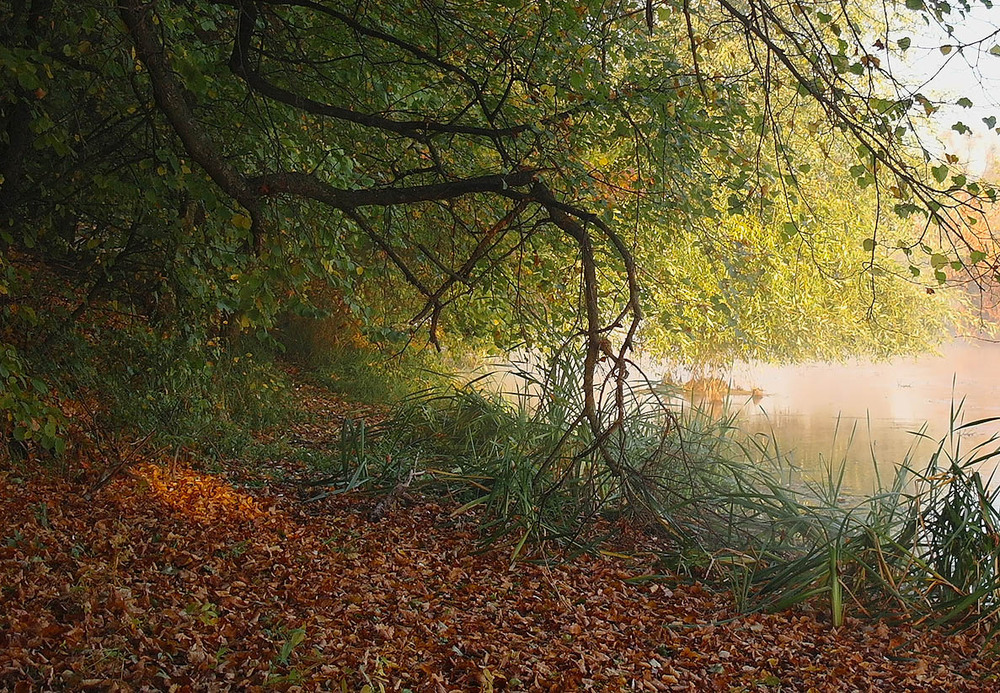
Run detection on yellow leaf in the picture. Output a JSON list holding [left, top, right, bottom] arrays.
[[232, 214, 252, 230]]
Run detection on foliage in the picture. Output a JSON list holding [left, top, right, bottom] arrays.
[[305, 347, 444, 406], [0, 343, 64, 456], [40, 323, 292, 465], [5, 0, 1000, 465], [639, 204, 955, 365]]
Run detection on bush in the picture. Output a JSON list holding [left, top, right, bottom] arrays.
[[0, 343, 65, 457], [18, 324, 294, 467]]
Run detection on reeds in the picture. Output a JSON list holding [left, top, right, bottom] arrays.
[[362, 356, 1000, 636]]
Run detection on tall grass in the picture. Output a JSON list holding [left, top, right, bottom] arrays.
[[370, 353, 1000, 636], [703, 400, 1000, 634], [306, 346, 445, 405]]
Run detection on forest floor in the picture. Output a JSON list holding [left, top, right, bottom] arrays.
[[2, 378, 999, 691]]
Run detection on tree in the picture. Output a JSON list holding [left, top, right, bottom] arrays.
[[1, 0, 997, 466]]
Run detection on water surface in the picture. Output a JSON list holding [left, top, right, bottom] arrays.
[[679, 340, 1000, 492]]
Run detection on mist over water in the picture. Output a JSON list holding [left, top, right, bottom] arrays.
[[462, 340, 1000, 494], [670, 340, 1000, 492]]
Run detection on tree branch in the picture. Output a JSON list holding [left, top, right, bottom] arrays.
[[250, 170, 538, 209]]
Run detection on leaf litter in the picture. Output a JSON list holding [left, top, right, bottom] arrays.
[[1, 382, 998, 691]]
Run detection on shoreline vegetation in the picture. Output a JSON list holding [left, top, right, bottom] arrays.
[[3, 353, 1000, 689]]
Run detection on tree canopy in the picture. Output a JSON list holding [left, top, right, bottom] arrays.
[[3, 0, 1000, 452]]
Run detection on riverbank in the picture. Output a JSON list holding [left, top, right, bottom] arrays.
[[3, 466, 998, 690], [1, 377, 997, 690]]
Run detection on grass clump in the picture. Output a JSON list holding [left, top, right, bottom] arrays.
[[377, 354, 786, 559], [306, 346, 441, 405], [370, 353, 1000, 639]]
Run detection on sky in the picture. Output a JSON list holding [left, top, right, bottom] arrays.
[[887, 1, 1000, 176]]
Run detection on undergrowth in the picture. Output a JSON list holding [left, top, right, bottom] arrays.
[[8, 324, 1000, 642], [324, 354, 1000, 640], [304, 346, 443, 405], [7, 324, 296, 472]]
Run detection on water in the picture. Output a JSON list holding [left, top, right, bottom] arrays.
[[459, 341, 1000, 494], [665, 340, 1000, 492]]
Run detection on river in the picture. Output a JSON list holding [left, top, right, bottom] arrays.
[[461, 340, 1000, 495], [666, 339, 1000, 493]]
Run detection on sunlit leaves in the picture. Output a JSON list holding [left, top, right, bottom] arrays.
[[2, 455, 995, 688], [231, 214, 253, 230]]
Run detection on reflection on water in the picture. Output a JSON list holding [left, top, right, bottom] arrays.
[[665, 340, 1000, 493]]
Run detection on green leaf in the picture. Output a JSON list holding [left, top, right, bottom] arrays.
[[897, 37, 911, 51], [940, 45, 953, 55], [278, 628, 306, 664], [930, 253, 949, 269], [971, 250, 987, 263], [984, 116, 997, 130], [862, 238, 876, 252], [957, 97, 974, 108], [910, 265, 921, 277], [990, 45, 1000, 56], [935, 269, 947, 284], [905, 0, 924, 9], [931, 164, 949, 183]]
